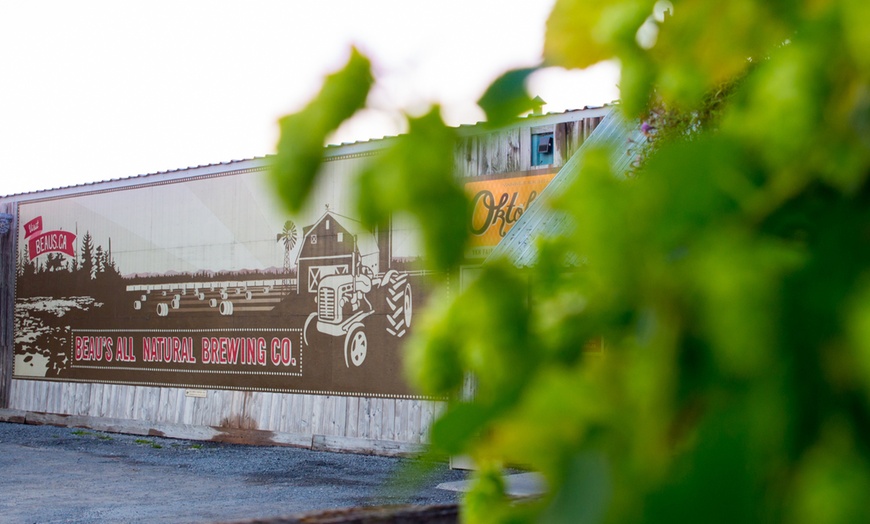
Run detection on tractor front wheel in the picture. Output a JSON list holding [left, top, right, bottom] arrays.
[[344, 324, 368, 367]]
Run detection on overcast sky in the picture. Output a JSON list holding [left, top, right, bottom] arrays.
[[0, 0, 619, 197]]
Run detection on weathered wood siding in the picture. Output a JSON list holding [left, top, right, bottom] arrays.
[[454, 127, 525, 178], [454, 115, 604, 178], [5, 379, 440, 452]]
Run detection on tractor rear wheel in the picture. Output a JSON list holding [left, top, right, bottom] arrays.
[[384, 272, 412, 338]]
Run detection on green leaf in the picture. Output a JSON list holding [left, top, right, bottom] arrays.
[[787, 424, 870, 524], [545, 0, 652, 70], [540, 452, 611, 524], [430, 402, 500, 456], [641, 404, 764, 524], [269, 48, 373, 212], [847, 281, 870, 403], [618, 50, 656, 117], [477, 67, 539, 127], [404, 291, 466, 397], [651, 0, 790, 106], [841, 0, 870, 75], [355, 107, 469, 271]]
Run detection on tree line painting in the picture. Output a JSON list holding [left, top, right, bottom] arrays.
[[17, 231, 122, 299]]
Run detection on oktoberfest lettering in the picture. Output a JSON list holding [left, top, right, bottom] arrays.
[[470, 189, 539, 238], [73, 335, 297, 367]]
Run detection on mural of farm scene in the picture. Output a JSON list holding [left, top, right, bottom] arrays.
[[13, 165, 429, 398]]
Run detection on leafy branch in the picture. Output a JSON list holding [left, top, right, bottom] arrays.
[[270, 1, 870, 522]]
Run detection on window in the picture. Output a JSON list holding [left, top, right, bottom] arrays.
[[532, 132, 554, 166]]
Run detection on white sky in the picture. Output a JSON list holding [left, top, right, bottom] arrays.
[[0, 0, 619, 197]]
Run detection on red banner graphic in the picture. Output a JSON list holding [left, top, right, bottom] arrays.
[[28, 230, 76, 260], [24, 216, 43, 238]]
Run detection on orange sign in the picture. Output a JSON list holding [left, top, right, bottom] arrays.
[[465, 172, 556, 257]]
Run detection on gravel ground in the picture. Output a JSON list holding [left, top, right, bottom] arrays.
[[0, 422, 468, 524]]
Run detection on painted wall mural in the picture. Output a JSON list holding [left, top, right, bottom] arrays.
[[13, 163, 426, 398], [12, 163, 557, 398]]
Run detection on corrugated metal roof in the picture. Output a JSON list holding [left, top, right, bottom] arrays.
[[1, 105, 613, 201], [324, 105, 612, 147], [484, 108, 646, 268], [0, 157, 270, 200]]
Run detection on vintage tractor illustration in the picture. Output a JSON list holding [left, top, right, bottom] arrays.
[[299, 211, 412, 368]]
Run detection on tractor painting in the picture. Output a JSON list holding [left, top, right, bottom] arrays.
[[298, 211, 412, 368]]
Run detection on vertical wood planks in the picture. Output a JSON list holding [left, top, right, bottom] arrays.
[[357, 396, 371, 439], [381, 398, 396, 442], [507, 128, 522, 172], [310, 394, 325, 435], [52, 382, 63, 415], [300, 393, 313, 434], [101, 384, 113, 418], [267, 391, 282, 433], [245, 391, 262, 430], [4, 379, 447, 449], [11, 380, 26, 412], [122, 384, 135, 420], [407, 399, 422, 443], [554, 123, 568, 166], [171, 388, 184, 424], [345, 395, 359, 438], [255, 391, 272, 430], [333, 395, 348, 437], [282, 392, 295, 432]]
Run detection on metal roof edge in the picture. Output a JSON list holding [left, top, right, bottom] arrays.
[[0, 105, 616, 203], [0, 157, 268, 203], [454, 105, 612, 137]]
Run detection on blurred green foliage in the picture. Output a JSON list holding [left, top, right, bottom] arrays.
[[270, 48, 373, 212], [270, 0, 870, 522], [355, 108, 468, 271]]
